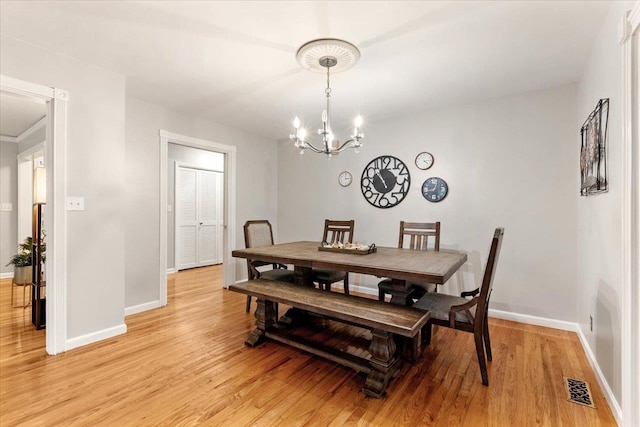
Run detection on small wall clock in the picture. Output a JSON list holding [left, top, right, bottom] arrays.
[[338, 171, 353, 187], [361, 155, 411, 208], [415, 152, 434, 170], [422, 177, 448, 202]]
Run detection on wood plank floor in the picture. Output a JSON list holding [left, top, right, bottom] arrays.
[[0, 266, 616, 426]]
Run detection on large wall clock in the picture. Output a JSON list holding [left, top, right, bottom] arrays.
[[422, 177, 448, 202], [361, 155, 411, 208]]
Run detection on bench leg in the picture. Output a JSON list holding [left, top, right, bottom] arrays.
[[411, 330, 422, 363], [245, 298, 277, 347], [363, 329, 398, 398]]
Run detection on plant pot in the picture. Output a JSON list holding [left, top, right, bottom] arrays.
[[14, 266, 32, 285]]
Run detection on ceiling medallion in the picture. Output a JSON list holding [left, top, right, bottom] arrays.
[[290, 38, 364, 157]]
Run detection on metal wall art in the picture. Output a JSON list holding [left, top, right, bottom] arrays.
[[580, 98, 609, 196]]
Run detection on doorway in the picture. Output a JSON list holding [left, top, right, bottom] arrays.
[[175, 164, 224, 270], [1, 75, 68, 355], [159, 130, 236, 307]]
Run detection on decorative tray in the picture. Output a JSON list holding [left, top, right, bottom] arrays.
[[317, 243, 377, 255]]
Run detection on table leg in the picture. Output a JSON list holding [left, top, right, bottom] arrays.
[[245, 298, 277, 347], [388, 278, 413, 306], [279, 266, 314, 327], [293, 265, 313, 286], [363, 329, 399, 398]]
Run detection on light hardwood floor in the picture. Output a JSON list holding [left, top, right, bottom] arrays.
[[0, 267, 616, 426]]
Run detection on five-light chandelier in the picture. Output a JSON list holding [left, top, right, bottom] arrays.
[[290, 39, 364, 157]]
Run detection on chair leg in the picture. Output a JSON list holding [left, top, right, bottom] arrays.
[[378, 289, 385, 302], [245, 296, 251, 313], [474, 330, 489, 386], [343, 273, 349, 296], [483, 312, 492, 361]]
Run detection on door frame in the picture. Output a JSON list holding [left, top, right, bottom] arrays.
[[174, 162, 224, 271], [619, 4, 640, 426], [1, 74, 68, 355], [159, 130, 236, 306]]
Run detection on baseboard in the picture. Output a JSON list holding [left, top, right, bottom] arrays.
[[125, 300, 162, 316], [0, 272, 14, 279], [576, 327, 623, 425], [488, 308, 578, 332], [65, 323, 127, 352], [344, 283, 378, 297], [167, 268, 176, 274]]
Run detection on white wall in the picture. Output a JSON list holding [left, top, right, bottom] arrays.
[[278, 84, 578, 322], [125, 97, 279, 309], [576, 0, 634, 409], [0, 141, 18, 276], [167, 144, 224, 270], [0, 35, 126, 341]]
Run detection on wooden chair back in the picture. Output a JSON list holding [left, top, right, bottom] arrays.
[[244, 220, 275, 248], [244, 220, 276, 271], [399, 221, 440, 251], [476, 227, 504, 323], [322, 219, 355, 244]]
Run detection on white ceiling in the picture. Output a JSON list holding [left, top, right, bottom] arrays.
[[0, 1, 610, 140], [0, 91, 46, 138]]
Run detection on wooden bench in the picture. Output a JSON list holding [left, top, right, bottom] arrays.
[[229, 279, 430, 398]]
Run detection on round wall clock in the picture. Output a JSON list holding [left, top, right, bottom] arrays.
[[415, 152, 434, 170], [422, 177, 448, 202], [361, 155, 411, 208], [338, 171, 353, 187]]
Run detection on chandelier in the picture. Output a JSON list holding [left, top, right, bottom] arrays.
[[290, 39, 364, 157]]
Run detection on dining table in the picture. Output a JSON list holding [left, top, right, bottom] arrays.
[[232, 241, 467, 306]]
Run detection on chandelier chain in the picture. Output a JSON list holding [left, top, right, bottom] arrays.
[[325, 66, 331, 97]]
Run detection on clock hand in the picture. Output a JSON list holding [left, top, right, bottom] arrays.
[[375, 169, 388, 189]]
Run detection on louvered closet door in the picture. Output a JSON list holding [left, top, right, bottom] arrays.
[[177, 168, 198, 269], [198, 170, 223, 265], [177, 167, 224, 270]]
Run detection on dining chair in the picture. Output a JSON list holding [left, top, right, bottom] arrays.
[[313, 219, 354, 295], [413, 227, 504, 386], [243, 220, 295, 312], [378, 221, 440, 302]]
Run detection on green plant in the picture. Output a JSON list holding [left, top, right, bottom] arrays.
[[5, 235, 46, 268]]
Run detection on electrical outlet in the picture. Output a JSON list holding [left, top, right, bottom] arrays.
[[590, 315, 593, 332], [66, 197, 85, 211]]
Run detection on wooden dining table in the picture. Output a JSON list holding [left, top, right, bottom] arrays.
[[232, 241, 467, 306]]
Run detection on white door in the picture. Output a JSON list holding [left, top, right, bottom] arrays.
[[177, 166, 224, 270]]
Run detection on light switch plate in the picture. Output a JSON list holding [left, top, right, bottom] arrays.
[[1, 203, 13, 212], [66, 197, 85, 211]]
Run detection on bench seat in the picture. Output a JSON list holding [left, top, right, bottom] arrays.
[[229, 279, 430, 398]]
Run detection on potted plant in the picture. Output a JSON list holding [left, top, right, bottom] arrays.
[[5, 236, 46, 284]]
